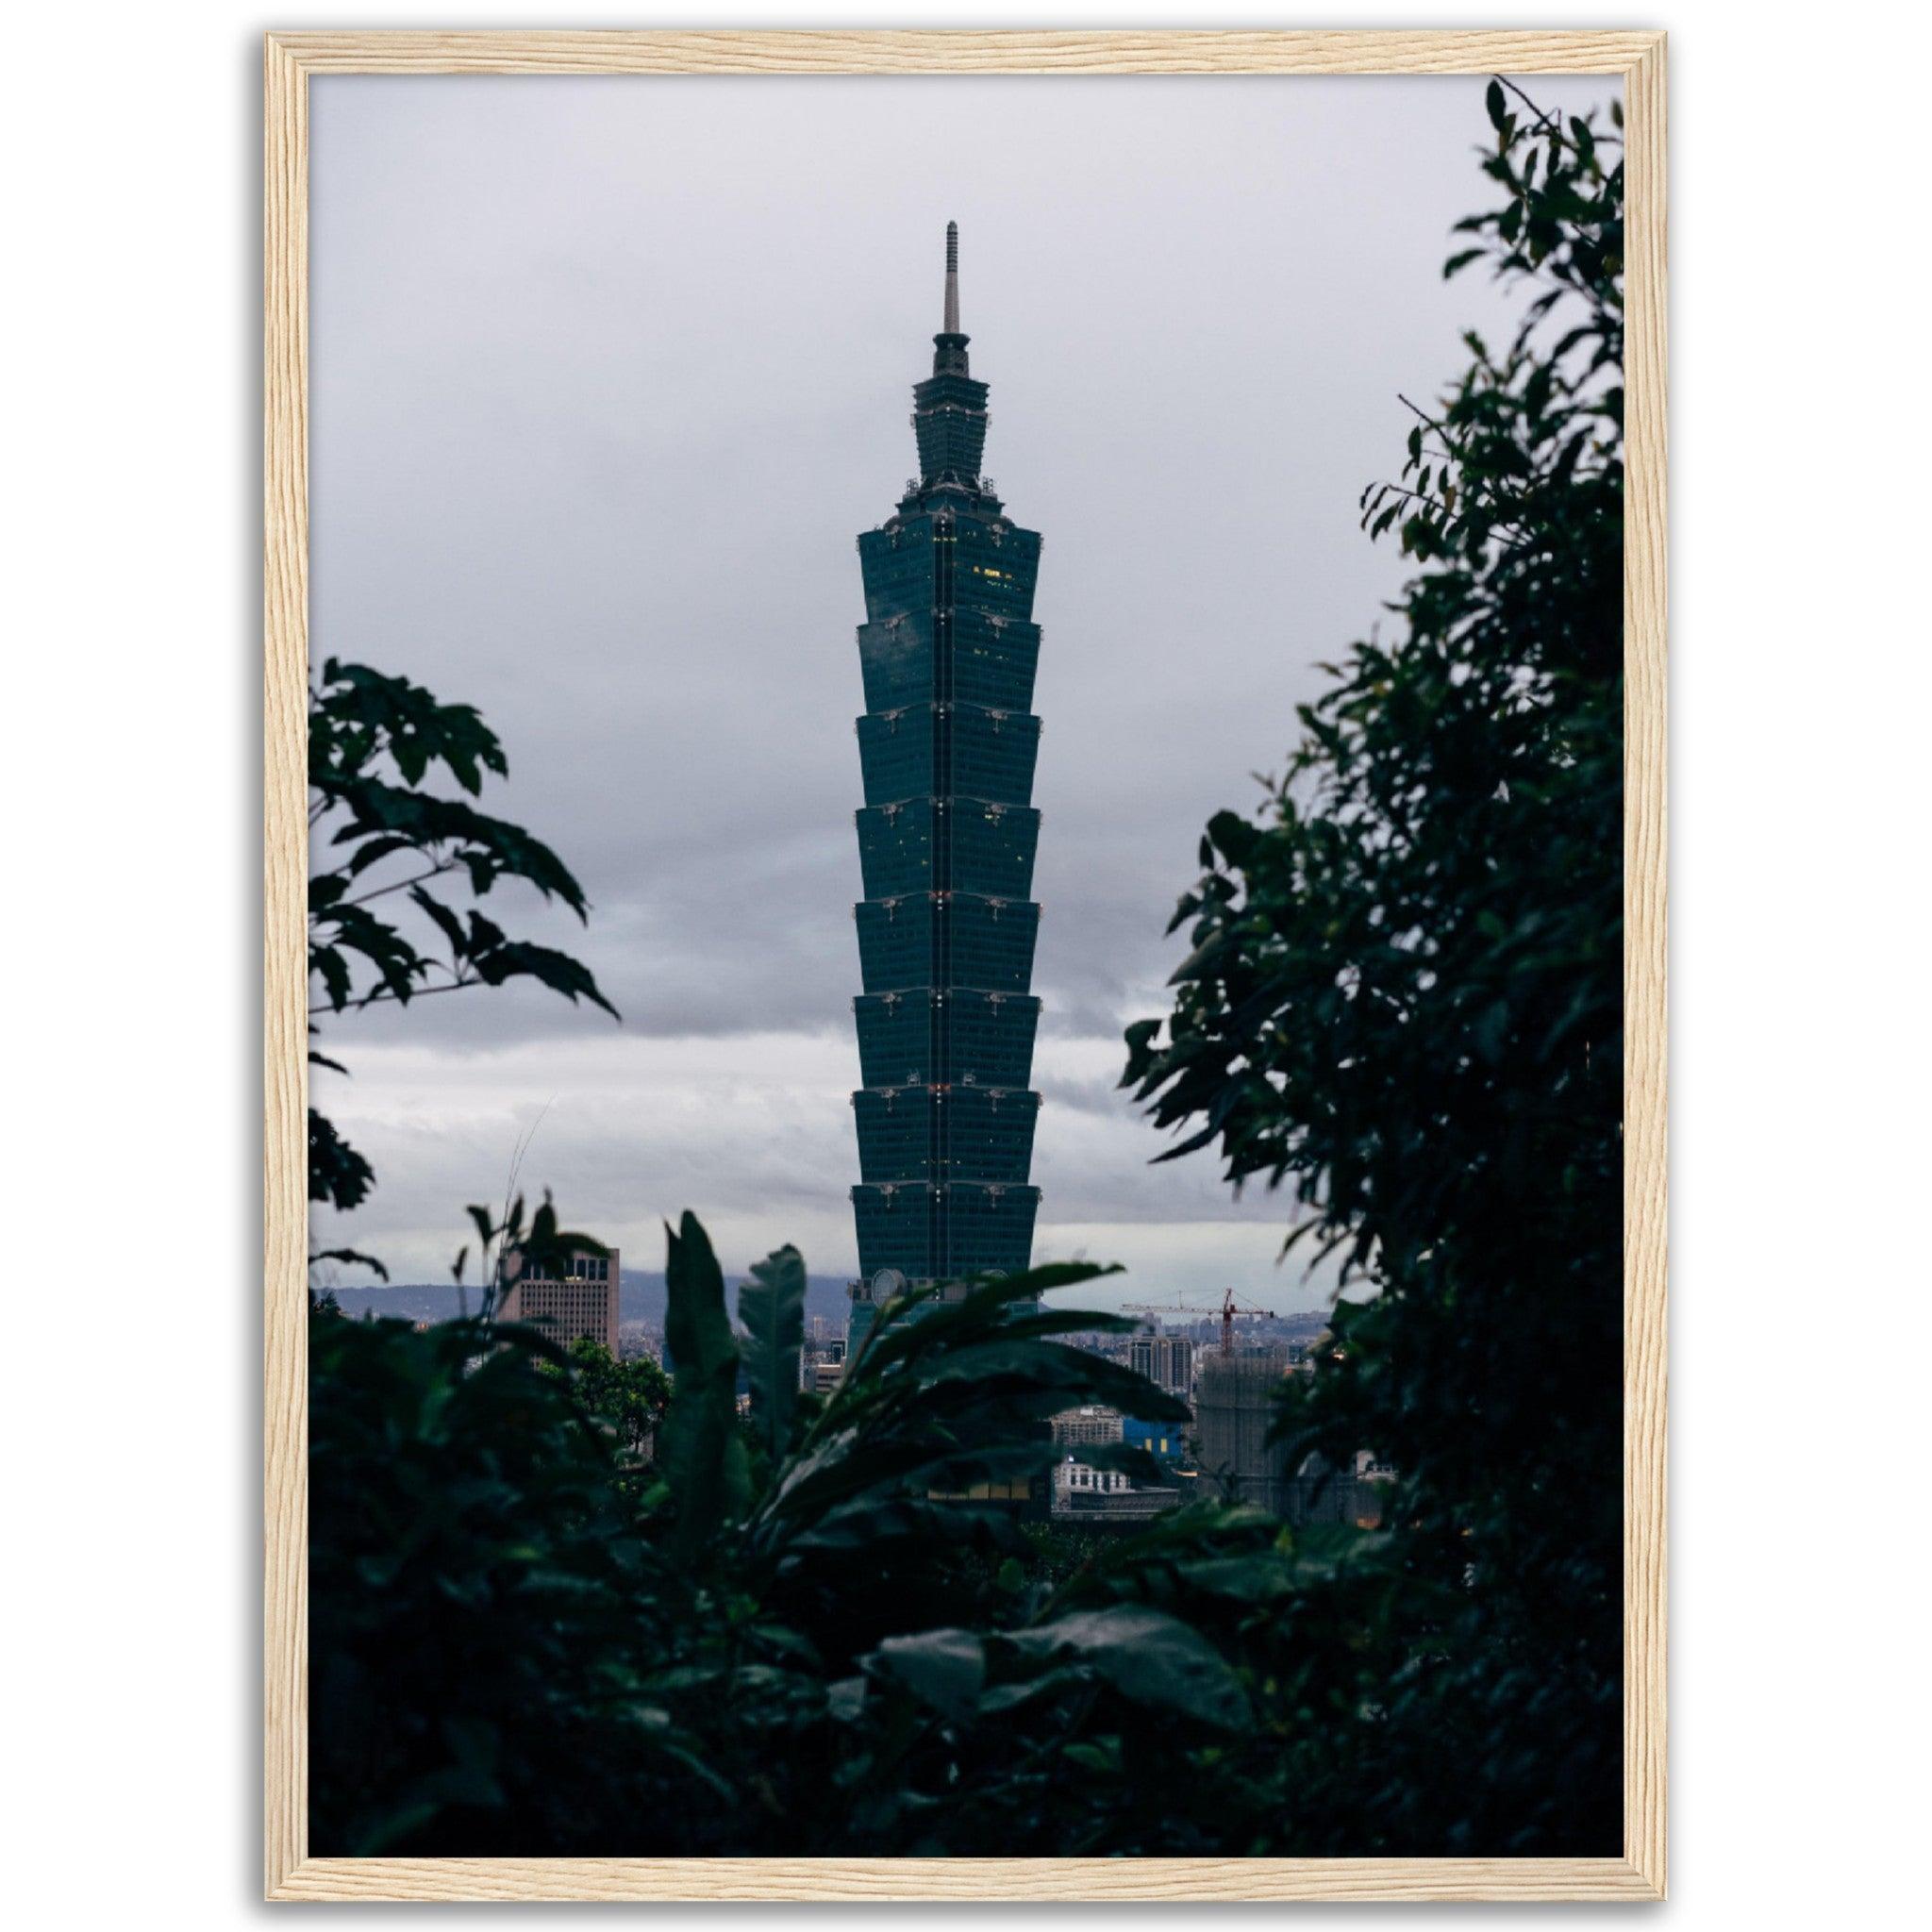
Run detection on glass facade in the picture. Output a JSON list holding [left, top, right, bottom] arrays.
[[853, 1085, 1041, 1184], [854, 893, 1039, 994], [857, 799, 1040, 901], [857, 705, 1040, 808], [853, 990, 1039, 1090], [849, 234, 1044, 1349]]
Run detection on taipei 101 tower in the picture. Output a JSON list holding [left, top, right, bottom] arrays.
[[846, 225, 1045, 1350]]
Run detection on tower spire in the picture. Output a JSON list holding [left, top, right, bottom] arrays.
[[943, 221, 959, 334]]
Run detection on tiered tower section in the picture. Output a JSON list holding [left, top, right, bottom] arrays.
[[849, 225, 1043, 1348]]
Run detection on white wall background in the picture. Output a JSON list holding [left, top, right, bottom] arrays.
[[3, 1, 1928, 1924]]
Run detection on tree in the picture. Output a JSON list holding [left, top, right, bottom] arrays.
[[560, 1337, 671, 1468], [532, 1337, 671, 1508], [309, 1215, 1236, 1856], [307, 659, 617, 1272], [1122, 83, 1625, 1854]]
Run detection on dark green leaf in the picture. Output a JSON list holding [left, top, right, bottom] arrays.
[[738, 1244, 806, 1461]]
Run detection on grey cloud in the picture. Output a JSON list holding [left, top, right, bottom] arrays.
[[309, 70, 1616, 1287]]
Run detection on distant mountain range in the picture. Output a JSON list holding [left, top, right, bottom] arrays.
[[323, 1268, 854, 1329]]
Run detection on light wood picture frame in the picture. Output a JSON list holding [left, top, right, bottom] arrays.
[[265, 27, 1666, 1904]]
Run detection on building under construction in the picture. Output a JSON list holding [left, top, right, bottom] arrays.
[[847, 225, 1044, 1351], [1194, 1347, 1381, 1526]]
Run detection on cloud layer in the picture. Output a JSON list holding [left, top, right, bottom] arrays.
[[309, 71, 1615, 1301]]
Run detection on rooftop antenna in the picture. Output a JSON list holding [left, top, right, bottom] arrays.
[[943, 220, 959, 334]]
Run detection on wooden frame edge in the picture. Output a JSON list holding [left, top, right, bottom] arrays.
[[265, 27, 1659, 75], [263, 27, 310, 1903], [270, 1854, 1663, 1905], [263, 26, 1668, 1904], [1620, 29, 1670, 1907]]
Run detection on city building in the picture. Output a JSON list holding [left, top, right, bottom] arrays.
[[1048, 1408, 1183, 1522], [1128, 1331, 1195, 1400], [499, 1244, 620, 1352], [1124, 1415, 1191, 1465], [847, 224, 1045, 1351], [1349, 1450, 1398, 1529], [805, 1335, 848, 1397], [1050, 1405, 1124, 1449], [615, 1321, 658, 1363], [1194, 1348, 1295, 1511], [1278, 1451, 1373, 1527], [1194, 1347, 1386, 1525], [1051, 1457, 1183, 1524]]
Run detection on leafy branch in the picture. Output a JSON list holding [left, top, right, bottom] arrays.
[[306, 658, 619, 1270]]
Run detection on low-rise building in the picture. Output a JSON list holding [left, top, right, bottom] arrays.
[[1124, 1415, 1191, 1465], [803, 1334, 847, 1395], [1051, 1456, 1182, 1524], [1050, 1405, 1124, 1449]]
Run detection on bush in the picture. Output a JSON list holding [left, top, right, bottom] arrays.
[[1123, 84, 1625, 1854]]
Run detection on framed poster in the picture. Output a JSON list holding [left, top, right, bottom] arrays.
[[266, 27, 1665, 1903]]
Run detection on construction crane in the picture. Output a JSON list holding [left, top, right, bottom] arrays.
[[1215, 1287, 1274, 1356], [1121, 1287, 1274, 1355]]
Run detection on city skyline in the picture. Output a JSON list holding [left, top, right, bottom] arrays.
[[306, 71, 1614, 1305]]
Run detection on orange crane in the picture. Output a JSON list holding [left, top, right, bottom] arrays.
[[1121, 1287, 1274, 1355]]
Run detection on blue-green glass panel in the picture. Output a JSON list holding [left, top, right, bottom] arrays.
[[856, 894, 1039, 994], [858, 704, 1040, 808], [854, 1085, 1040, 1185], [854, 991, 1038, 1089], [857, 800, 1038, 899]]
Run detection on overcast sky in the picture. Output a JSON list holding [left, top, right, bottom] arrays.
[[308, 70, 1616, 1307]]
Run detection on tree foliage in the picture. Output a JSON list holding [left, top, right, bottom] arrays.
[[453, 1186, 609, 1325], [307, 659, 616, 1241], [558, 1338, 671, 1468], [310, 1221, 1254, 1857], [737, 1241, 807, 1463], [1123, 83, 1625, 1853]]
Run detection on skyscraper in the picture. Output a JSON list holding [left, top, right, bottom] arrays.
[[1129, 1331, 1196, 1402], [847, 225, 1044, 1350]]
